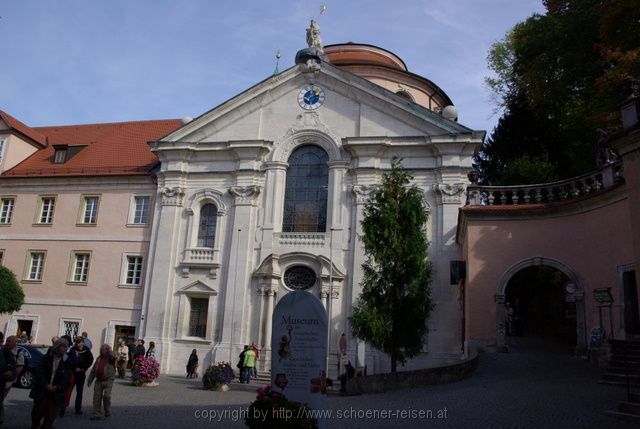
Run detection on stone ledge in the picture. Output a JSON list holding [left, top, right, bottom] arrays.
[[345, 352, 479, 395]]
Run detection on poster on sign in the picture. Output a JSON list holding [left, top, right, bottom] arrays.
[[271, 290, 328, 414]]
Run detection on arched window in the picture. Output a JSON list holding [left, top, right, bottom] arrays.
[[283, 145, 329, 232], [197, 204, 218, 248]]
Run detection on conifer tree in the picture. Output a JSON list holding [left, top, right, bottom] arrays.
[[349, 159, 432, 373]]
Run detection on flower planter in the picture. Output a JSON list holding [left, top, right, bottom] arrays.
[[216, 384, 229, 392], [203, 362, 236, 391], [141, 381, 159, 387]]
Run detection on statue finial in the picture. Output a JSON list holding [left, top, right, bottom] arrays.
[[306, 19, 323, 51]]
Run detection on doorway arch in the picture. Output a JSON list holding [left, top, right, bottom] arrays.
[[495, 257, 586, 353]]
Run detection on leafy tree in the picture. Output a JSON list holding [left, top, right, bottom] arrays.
[[0, 266, 24, 314], [477, 0, 640, 184], [349, 159, 432, 373]]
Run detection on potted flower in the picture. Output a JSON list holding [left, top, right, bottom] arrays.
[[245, 385, 318, 429], [203, 361, 236, 391], [131, 356, 160, 387]]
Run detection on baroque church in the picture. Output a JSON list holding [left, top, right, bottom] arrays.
[[142, 25, 484, 374]]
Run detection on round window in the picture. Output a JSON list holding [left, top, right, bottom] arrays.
[[283, 266, 317, 290]]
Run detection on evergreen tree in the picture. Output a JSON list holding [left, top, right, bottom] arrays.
[[0, 266, 24, 314], [477, 0, 640, 184], [349, 159, 432, 373]]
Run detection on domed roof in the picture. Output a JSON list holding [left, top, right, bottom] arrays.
[[322, 42, 454, 113], [324, 43, 407, 71]]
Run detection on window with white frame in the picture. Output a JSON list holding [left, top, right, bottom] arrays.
[[0, 139, 5, 164], [26, 251, 45, 281], [130, 196, 150, 225], [80, 196, 99, 224], [38, 197, 56, 224], [197, 204, 218, 248], [0, 197, 14, 224], [54, 149, 67, 164], [70, 252, 90, 283], [122, 255, 144, 286]]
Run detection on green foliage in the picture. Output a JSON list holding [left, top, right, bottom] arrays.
[[476, 0, 640, 184], [0, 266, 24, 314], [349, 159, 432, 372], [498, 154, 559, 186]]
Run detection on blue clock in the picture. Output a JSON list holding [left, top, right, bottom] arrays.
[[298, 85, 325, 110]]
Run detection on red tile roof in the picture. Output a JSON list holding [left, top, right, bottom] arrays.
[[2, 119, 182, 177], [0, 110, 47, 147]]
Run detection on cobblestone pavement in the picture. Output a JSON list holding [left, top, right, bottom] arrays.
[[3, 339, 636, 428]]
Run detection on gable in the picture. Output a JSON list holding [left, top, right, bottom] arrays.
[[158, 62, 476, 147], [176, 280, 218, 296]]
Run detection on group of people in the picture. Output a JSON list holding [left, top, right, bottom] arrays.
[[237, 344, 259, 383], [115, 338, 155, 379], [0, 331, 117, 428]]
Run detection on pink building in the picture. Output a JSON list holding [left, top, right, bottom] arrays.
[[0, 110, 181, 347], [457, 87, 640, 353]]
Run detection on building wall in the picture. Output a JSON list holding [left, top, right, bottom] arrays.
[[0, 133, 39, 174], [0, 176, 154, 348], [461, 188, 635, 350]]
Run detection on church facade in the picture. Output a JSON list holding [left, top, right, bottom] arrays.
[[142, 42, 483, 375]]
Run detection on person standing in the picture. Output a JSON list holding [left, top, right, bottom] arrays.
[[116, 341, 128, 379], [30, 338, 71, 429], [242, 345, 255, 384], [186, 350, 198, 379], [145, 341, 155, 359], [133, 340, 145, 360], [237, 347, 246, 383], [2, 336, 25, 405], [63, 337, 93, 416], [87, 344, 116, 421], [81, 332, 93, 351], [0, 338, 17, 425], [251, 343, 260, 379]]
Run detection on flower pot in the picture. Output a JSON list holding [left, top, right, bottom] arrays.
[[216, 384, 229, 392], [141, 381, 159, 387]]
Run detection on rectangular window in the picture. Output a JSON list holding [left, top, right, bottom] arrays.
[[38, 197, 55, 224], [189, 297, 208, 337], [81, 196, 99, 224], [125, 256, 143, 285], [71, 253, 90, 283], [62, 320, 80, 339], [54, 150, 66, 164], [0, 139, 5, 164], [0, 250, 4, 265], [26, 251, 45, 281], [0, 198, 14, 224], [132, 196, 150, 225]]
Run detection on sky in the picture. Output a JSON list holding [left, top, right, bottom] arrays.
[[0, 1, 546, 134]]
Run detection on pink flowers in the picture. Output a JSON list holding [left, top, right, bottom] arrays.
[[132, 356, 160, 385]]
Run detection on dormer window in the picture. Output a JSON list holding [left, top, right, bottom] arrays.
[[54, 148, 67, 164], [52, 144, 86, 164]]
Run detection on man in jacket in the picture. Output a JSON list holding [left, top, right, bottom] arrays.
[[63, 337, 93, 416], [241, 345, 256, 384], [87, 344, 116, 420], [30, 338, 71, 429]]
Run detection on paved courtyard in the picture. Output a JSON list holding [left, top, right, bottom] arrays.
[[3, 339, 636, 428]]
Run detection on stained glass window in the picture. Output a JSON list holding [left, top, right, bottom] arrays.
[[283, 146, 329, 232]]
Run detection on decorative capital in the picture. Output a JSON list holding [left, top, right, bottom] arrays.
[[433, 183, 466, 204], [351, 184, 377, 205], [228, 185, 261, 206], [320, 285, 340, 299], [161, 187, 186, 206], [257, 286, 277, 297]]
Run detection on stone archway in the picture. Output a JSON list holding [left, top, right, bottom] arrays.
[[495, 257, 586, 353]]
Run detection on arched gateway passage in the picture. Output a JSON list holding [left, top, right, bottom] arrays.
[[495, 258, 586, 353]]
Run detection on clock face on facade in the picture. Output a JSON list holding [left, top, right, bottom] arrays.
[[297, 85, 325, 110]]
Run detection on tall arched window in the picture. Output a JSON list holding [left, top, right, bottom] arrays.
[[283, 145, 329, 232], [197, 204, 218, 247]]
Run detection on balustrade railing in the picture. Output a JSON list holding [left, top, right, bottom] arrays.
[[466, 161, 624, 206]]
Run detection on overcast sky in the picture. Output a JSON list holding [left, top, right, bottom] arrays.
[[0, 1, 545, 134]]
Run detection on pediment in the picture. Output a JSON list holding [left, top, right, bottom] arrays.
[[176, 280, 218, 296], [154, 62, 481, 148]]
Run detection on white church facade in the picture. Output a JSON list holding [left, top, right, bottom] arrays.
[[141, 40, 484, 375]]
